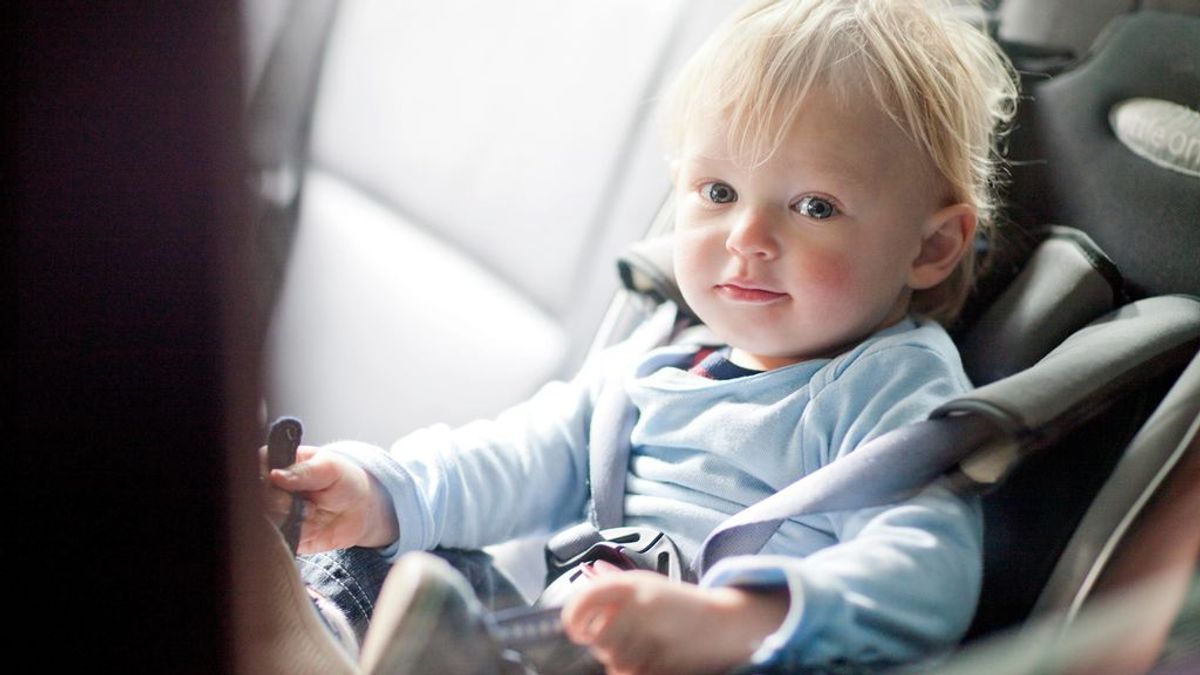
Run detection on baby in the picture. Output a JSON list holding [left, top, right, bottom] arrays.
[[268, 0, 1017, 672]]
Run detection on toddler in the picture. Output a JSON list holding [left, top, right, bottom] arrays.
[[268, 0, 1018, 672]]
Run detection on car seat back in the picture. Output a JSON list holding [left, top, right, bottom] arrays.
[[962, 6, 1200, 640], [997, 0, 1200, 60], [244, 0, 341, 334], [1003, 9, 1200, 300]]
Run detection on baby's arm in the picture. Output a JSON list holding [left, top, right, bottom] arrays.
[[266, 445, 399, 553], [325, 336, 656, 557], [259, 362, 599, 559], [562, 570, 788, 675], [561, 487, 978, 674], [703, 485, 982, 669]]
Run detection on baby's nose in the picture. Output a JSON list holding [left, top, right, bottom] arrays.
[[726, 208, 780, 259]]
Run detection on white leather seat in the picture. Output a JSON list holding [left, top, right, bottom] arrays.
[[265, 0, 740, 444]]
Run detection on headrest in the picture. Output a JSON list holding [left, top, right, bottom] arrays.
[[1004, 11, 1200, 298], [616, 235, 696, 321], [959, 227, 1122, 386]]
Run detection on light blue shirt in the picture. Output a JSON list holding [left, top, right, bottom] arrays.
[[329, 317, 981, 669]]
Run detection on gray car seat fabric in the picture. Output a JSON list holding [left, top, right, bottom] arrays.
[[1033, 347, 1200, 623], [997, 0, 1200, 59], [963, 7, 1200, 641], [958, 228, 1122, 386], [264, 0, 742, 445], [1003, 10, 1200, 300], [930, 354, 1200, 675], [997, 0, 1138, 57], [244, 0, 341, 336]]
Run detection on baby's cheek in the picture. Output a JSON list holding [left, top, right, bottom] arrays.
[[793, 248, 888, 319], [673, 234, 720, 296], [796, 249, 856, 295]]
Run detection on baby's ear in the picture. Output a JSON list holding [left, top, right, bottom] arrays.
[[908, 203, 976, 290]]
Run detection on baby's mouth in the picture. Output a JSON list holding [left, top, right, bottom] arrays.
[[716, 283, 788, 303]]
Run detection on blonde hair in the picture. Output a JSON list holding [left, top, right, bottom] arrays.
[[662, 0, 1018, 323]]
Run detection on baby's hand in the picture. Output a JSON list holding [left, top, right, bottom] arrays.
[[264, 446, 399, 554], [561, 569, 789, 675]]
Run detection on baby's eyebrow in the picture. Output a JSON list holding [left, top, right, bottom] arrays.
[[784, 157, 877, 198], [678, 154, 729, 169], [810, 164, 867, 193], [676, 154, 870, 195]]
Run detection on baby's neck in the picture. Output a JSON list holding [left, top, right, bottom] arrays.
[[729, 313, 912, 371]]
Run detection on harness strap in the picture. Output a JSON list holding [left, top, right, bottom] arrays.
[[588, 382, 640, 530], [693, 414, 1000, 576], [587, 302, 680, 530]]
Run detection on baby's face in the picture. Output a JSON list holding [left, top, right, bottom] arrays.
[[672, 90, 946, 370]]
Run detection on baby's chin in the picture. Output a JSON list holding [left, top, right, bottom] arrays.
[[725, 343, 826, 371], [724, 328, 877, 369]]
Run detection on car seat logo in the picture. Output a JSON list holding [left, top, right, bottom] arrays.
[[1110, 98, 1200, 179]]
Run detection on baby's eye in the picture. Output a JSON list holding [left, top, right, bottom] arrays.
[[794, 195, 839, 220], [700, 182, 738, 204]]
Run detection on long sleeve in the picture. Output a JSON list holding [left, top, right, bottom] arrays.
[[703, 486, 981, 668], [699, 334, 982, 669], [322, 320, 672, 561], [325, 380, 592, 560]]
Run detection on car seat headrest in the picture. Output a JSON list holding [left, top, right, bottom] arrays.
[[1005, 10, 1200, 298], [617, 235, 696, 321], [959, 227, 1122, 386]]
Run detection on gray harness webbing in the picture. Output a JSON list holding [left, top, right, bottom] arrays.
[[587, 303, 680, 531], [692, 413, 1000, 575], [559, 294, 1200, 579]]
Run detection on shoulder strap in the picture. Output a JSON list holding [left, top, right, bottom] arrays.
[[547, 302, 681, 564], [692, 414, 1000, 576], [588, 302, 680, 528]]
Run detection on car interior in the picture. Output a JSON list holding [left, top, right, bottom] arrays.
[[10, 0, 1198, 672]]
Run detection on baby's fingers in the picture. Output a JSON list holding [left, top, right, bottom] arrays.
[[561, 576, 636, 644], [264, 482, 298, 523], [268, 452, 339, 493]]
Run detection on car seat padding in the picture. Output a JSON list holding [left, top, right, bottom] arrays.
[[1005, 11, 1200, 299]]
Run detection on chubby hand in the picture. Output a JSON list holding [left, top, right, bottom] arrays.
[[263, 445, 399, 554], [561, 567, 789, 675]]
